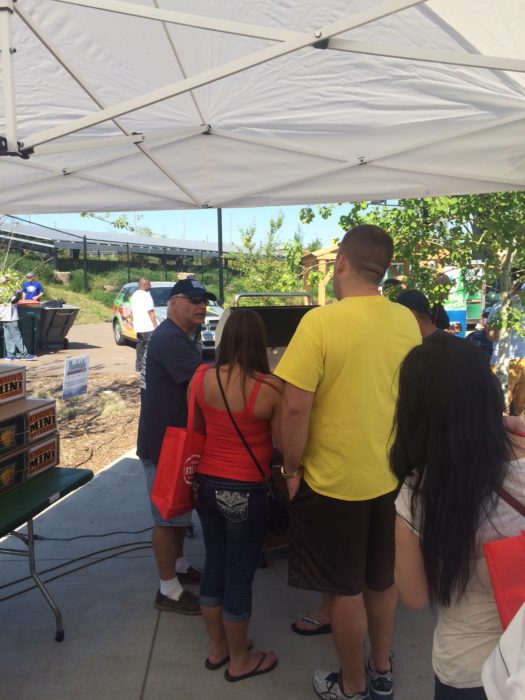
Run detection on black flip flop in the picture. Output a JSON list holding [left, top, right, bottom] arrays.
[[291, 616, 332, 636], [205, 641, 254, 670], [224, 652, 278, 682]]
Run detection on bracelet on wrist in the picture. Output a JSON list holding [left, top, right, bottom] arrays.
[[280, 465, 303, 480]]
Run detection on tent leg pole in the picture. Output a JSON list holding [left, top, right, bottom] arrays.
[[217, 208, 224, 302], [0, 2, 18, 152], [82, 236, 88, 292]]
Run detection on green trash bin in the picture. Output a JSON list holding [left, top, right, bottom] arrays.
[[16, 305, 42, 353], [17, 303, 79, 352], [38, 305, 79, 349]]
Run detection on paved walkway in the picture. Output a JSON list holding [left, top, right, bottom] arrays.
[[0, 452, 435, 700]]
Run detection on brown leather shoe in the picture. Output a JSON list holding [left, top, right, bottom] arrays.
[[178, 566, 202, 584], [154, 589, 201, 615]]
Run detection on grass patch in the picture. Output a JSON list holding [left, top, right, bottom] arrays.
[[97, 391, 127, 418], [45, 283, 113, 324]]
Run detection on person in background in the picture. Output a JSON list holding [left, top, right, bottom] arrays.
[[396, 289, 449, 340], [276, 225, 420, 700], [137, 278, 215, 615], [392, 333, 525, 699], [487, 283, 525, 417], [130, 277, 157, 372], [191, 309, 282, 682], [22, 272, 44, 301], [0, 275, 37, 361], [466, 309, 493, 362]]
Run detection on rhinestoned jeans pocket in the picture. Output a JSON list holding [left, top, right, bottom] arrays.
[[215, 489, 249, 522]]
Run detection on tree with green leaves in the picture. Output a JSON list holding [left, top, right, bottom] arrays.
[[300, 192, 525, 394], [300, 192, 524, 305], [225, 213, 306, 304]]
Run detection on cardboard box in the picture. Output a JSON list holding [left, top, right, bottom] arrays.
[[0, 365, 26, 405], [0, 432, 59, 493], [0, 450, 25, 494], [25, 434, 60, 479], [0, 398, 57, 455]]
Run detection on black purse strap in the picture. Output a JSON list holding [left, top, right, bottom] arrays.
[[215, 367, 269, 487], [499, 488, 525, 517]]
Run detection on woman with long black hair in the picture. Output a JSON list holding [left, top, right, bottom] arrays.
[[190, 309, 283, 683], [391, 333, 525, 699]]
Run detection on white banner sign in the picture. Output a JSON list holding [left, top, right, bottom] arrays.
[[62, 356, 89, 400]]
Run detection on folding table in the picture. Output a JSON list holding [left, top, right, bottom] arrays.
[[0, 467, 94, 641]]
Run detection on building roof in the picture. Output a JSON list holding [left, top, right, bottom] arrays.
[[0, 217, 234, 257]]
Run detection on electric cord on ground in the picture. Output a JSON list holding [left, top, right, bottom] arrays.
[[0, 540, 152, 594], [32, 526, 153, 541]]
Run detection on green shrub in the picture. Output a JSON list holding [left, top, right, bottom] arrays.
[[70, 269, 89, 293], [89, 288, 115, 308]]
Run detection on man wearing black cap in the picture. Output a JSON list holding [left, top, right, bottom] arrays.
[[396, 289, 449, 340], [137, 278, 216, 614]]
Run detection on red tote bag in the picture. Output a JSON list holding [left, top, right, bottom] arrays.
[[484, 438, 525, 632], [151, 365, 207, 520], [484, 530, 525, 631]]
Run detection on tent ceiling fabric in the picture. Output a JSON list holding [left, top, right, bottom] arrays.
[[0, 0, 524, 214]]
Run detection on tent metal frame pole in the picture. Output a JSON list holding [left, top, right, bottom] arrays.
[[126, 242, 130, 282], [53, 0, 303, 40], [215, 110, 525, 206], [163, 247, 167, 281], [82, 236, 88, 292], [31, 0, 525, 73], [375, 160, 525, 189], [0, 0, 17, 151], [327, 38, 525, 73], [217, 208, 224, 303], [17, 6, 202, 206], [21, 0, 427, 150], [35, 134, 145, 155]]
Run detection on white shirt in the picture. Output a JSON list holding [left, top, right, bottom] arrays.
[[0, 303, 17, 322], [396, 458, 525, 688], [130, 289, 155, 333]]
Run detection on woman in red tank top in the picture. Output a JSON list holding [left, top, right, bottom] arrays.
[[190, 309, 283, 683]]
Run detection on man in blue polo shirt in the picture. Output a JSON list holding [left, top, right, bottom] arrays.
[[22, 272, 44, 301], [137, 278, 215, 614]]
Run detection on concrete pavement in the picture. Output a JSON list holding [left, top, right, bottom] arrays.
[[0, 450, 435, 700]]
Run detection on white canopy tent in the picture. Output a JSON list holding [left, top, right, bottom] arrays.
[[0, 0, 524, 214]]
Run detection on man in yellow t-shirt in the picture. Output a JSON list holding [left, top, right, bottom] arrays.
[[275, 225, 420, 700]]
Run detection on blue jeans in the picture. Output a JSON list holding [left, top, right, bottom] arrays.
[[435, 677, 487, 699], [2, 321, 28, 357], [195, 473, 268, 621]]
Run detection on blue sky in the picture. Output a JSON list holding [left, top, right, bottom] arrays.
[[29, 204, 347, 249]]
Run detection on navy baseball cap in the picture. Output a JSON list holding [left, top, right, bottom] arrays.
[[396, 289, 431, 315], [168, 278, 216, 301]]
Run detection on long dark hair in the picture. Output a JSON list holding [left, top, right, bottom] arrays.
[[390, 333, 512, 606], [216, 309, 271, 391]]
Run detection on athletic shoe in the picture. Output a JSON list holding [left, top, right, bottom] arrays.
[[4, 355, 16, 361], [313, 670, 370, 699], [22, 354, 37, 361], [366, 655, 394, 699]]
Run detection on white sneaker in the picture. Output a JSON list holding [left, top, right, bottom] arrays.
[[313, 670, 370, 699]]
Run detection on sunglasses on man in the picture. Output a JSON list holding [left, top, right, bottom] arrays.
[[173, 294, 209, 305]]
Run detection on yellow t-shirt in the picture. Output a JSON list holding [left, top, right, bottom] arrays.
[[275, 295, 420, 500]]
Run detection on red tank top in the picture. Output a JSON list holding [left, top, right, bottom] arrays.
[[196, 371, 273, 482]]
